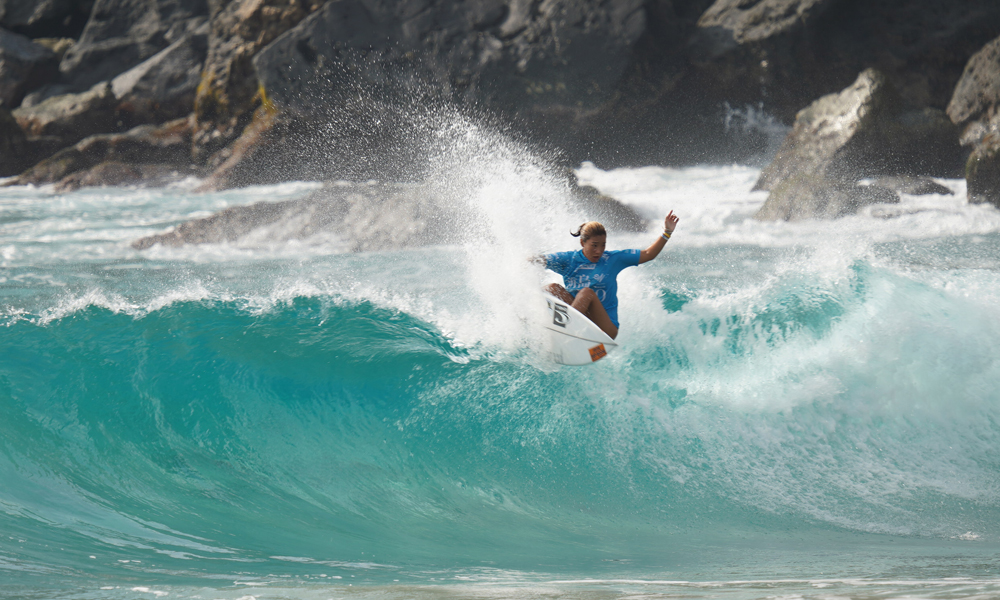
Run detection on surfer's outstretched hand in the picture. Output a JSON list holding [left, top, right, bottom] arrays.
[[664, 210, 679, 233]]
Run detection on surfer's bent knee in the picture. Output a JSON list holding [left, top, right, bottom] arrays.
[[545, 283, 574, 304]]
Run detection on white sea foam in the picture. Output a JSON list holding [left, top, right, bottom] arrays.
[[575, 162, 1000, 247]]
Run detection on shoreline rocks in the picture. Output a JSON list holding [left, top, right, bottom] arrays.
[[0, 0, 94, 40], [111, 23, 208, 128], [947, 34, 1000, 208], [192, 0, 321, 161], [54, 161, 196, 192], [755, 174, 898, 221], [0, 27, 58, 108], [873, 176, 953, 196], [12, 81, 119, 146], [132, 178, 647, 251], [58, 0, 208, 90], [753, 68, 966, 220], [0, 0, 998, 218], [755, 69, 888, 194], [0, 106, 32, 175], [5, 116, 195, 187]]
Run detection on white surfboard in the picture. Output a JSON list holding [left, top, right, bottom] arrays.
[[543, 293, 618, 365]]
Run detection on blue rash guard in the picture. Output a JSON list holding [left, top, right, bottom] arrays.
[[544, 249, 641, 328]]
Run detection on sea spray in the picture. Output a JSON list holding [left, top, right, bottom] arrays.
[[413, 111, 594, 355]]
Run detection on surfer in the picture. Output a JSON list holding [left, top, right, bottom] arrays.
[[539, 212, 679, 339]]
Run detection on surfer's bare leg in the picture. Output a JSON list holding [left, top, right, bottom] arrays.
[[545, 283, 574, 304], [547, 284, 618, 340], [573, 288, 618, 339]]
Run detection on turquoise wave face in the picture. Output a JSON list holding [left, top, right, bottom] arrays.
[[4, 246, 1000, 588], [4, 161, 1000, 597]]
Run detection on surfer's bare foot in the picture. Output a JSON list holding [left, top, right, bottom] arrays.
[[545, 283, 574, 304]]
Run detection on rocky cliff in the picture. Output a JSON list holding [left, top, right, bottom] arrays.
[[2, 0, 1000, 214]]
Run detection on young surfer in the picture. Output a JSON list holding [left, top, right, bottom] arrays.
[[540, 211, 679, 339]]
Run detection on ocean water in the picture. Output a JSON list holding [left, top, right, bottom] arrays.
[[3, 119, 1000, 599]]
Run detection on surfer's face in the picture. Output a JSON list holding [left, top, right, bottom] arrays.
[[581, 234, 606, 263]]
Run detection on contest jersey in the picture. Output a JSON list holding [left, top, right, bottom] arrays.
[[544, 248, 641, 328]]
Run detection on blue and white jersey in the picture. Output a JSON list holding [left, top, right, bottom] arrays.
[[544, 249, 640, 327]]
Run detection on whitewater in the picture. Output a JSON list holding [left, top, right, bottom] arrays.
[[3, 117, 1000, 599]]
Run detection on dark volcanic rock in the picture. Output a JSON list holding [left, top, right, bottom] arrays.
[[111, 24, 208, 127], [254, 0, 645, 116], [54, 160, 191, 191], [9, 116, 194, 186], [690, 0, 1000, 124], [946, 35, 1000, 208], [0, 27, 58, 108], [197, 93, 445, 190], [223, 0, 649, 181], [571, 182, 648, 233], [947, 36, 1000, 132], [870, 107, 964, 176], [20, 81, 74, 107], [12, 81, 119, 146], [34, 37, 74, 61], [132, 182, 459, 250], [0, 106, 32, 176], [755, 69, 888, 192], [755, 174, 898, 221], [756, 69, 963, 199], [965, 125, 1000, 208], [0, 0, 94, 39], [133, 178, 646, 250], [193, 0, 321, 160], [59, 0, 208, 90], [195, 106, 291, 190], [698, 0, 831, 43], [873, 176, 952, 196]]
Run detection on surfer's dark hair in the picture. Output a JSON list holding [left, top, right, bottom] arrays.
[[571, 222, 606, 242]]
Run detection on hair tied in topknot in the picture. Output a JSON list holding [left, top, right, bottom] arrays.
[[572, 221, 606, 242]]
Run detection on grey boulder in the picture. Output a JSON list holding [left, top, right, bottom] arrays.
[[756, 68, 962, 199], [755, 68, 888, 193], [0, 106, 31, 175], [12, 81, 119, 146], [0, 0, 93, 39], [59, 0, 207, 89], [111, 23, 208, 127], [132, 177, 646, 250], [947, 35, 1000, 134], [946, 35, 1000, 207], [755, 174, 898, 221], [235, 0, 648, 182], [8, 116, 193, 185], [0, 27, 58, 107]]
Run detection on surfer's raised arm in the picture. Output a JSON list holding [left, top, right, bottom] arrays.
[[639, 211, 679, 264]]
